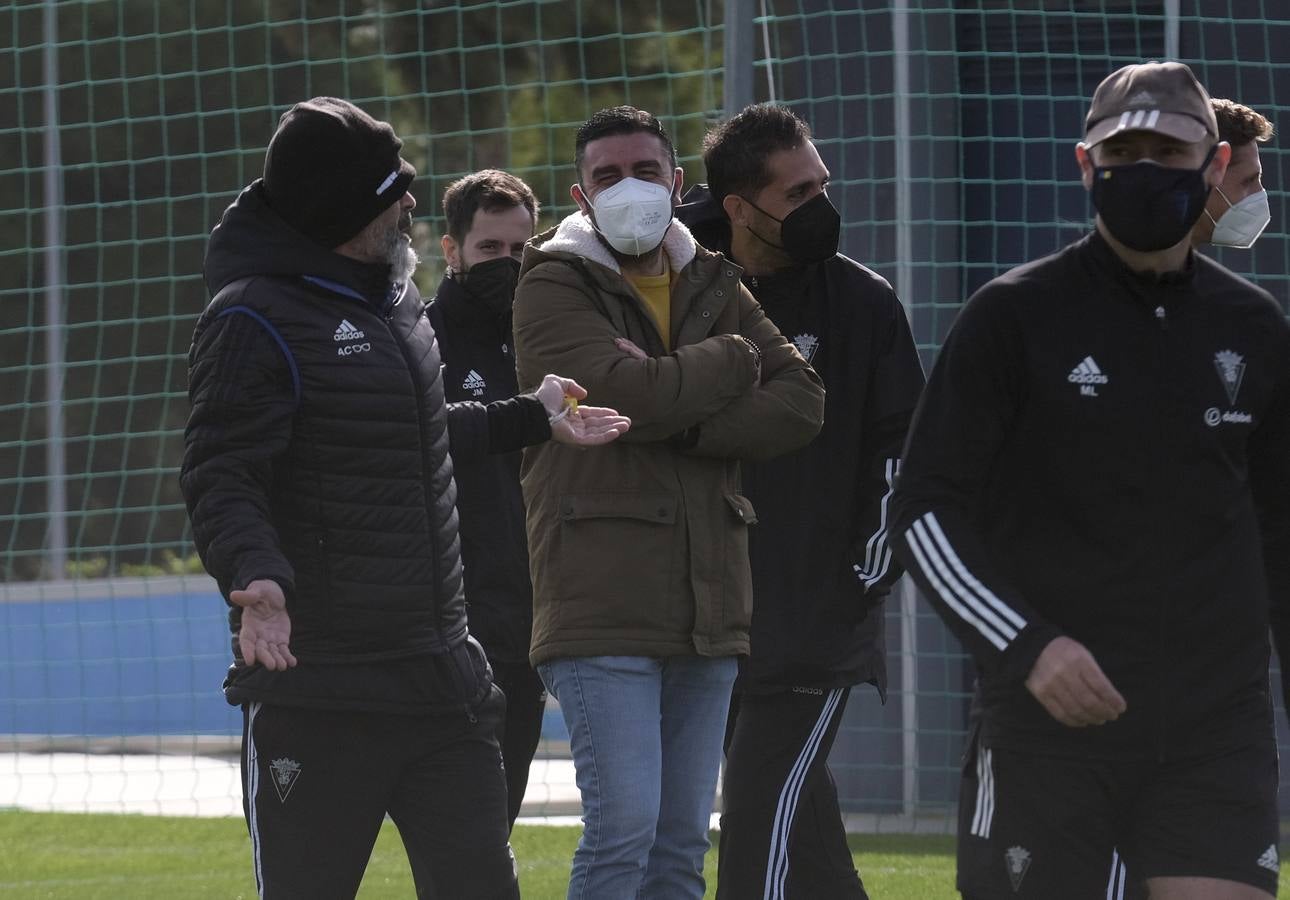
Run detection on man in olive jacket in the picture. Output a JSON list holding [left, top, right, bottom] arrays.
[[513, 106, 825, 900]]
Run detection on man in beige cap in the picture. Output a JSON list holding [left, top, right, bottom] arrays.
[[890, 62, 1290, 899]]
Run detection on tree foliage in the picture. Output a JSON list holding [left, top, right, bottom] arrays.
[[1, 0, 723, 580]]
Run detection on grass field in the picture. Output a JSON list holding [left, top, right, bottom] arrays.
[[3, 810, 1287, 898], [0, 809, 957, 898]]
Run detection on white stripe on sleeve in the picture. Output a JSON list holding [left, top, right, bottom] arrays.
[[905, 517, 1009, 650], [1105, 848, 1127, 900], [854, 458, 900, 589], [922, 512, 1027, 633]]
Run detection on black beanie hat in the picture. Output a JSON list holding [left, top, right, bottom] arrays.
[[262, 97, 417, 248]]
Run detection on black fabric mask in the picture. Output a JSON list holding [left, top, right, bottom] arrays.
[[1090, 145, 1217, 252], [460, 256, 520, 320], [744, 192, 841, 265]]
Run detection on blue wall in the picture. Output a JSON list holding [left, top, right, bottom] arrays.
[[0, 580, 573, 742], [1, 584, 240, 736]]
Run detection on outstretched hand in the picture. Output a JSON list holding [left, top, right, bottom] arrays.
[[1025, 636, 1126, 727], [552, 404, 632, 445], [536, 374, 631, 447], [229, 579, 298, 671]]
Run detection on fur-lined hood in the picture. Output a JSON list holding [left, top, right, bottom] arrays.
[[520, 209, 700, 279]]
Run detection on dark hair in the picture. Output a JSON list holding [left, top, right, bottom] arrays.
[[1211, 98, 1274, 147], [702, 103, 814, 206], [574, 106, 677, 182], [441, 169, 539, 242]]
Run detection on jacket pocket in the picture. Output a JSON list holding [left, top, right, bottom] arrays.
[[553, 492, 680, 633], [560, 492, 679, 525], [718, 494, 756, 632], [724, 493, 758, 525], [294, 529, 334, 619]]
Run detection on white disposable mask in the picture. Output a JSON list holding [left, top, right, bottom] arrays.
[[1208, 187, 1271, 249], [586, 177, 674, 256]]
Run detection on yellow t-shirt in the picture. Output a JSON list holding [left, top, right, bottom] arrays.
[[626, 268, 673, 351]]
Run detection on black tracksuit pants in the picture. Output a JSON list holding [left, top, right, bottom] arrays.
[[240, 691, 519, 899], [717, 686, 869, 900], [489, 658, 547, 831]]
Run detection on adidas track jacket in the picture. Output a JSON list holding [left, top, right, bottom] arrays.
[[889, 231, 1290, 760], [678, 186, 926, 693]]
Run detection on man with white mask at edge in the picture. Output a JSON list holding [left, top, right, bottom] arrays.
[[512, 105, 825, 899], [1191, 98, 1274, 249]]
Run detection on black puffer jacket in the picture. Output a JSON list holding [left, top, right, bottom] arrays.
[[426, 273, 533, 665], [181, 181, 550, 714]]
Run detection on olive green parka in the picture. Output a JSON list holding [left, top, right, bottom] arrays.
[[513, 213, 825, 665]]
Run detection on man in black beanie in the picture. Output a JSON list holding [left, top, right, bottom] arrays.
[[181, 97, 630, 898]]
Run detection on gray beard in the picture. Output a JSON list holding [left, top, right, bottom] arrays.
[[381, 231, 419, 284]]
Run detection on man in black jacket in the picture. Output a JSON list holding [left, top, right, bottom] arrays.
[[426, 169, 543, 831], [890, 63, 1290, 900], [181, 97, 629, 898], [677, 103, 925, 900]]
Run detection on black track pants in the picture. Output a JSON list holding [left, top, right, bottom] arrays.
[[717, 686, 869, 900], [240, 691, 519, 899], [489, 658, 547, 831]]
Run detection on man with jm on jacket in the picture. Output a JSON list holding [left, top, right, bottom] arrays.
[[426, 169, 546, 831], [513, 105, 825, 899]]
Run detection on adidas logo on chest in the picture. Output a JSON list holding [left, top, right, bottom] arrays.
[[1067, 355, 1108, 396], [333, 319, 371, 357], [333, 319, 365, 341], [463, 369, 487, 396]]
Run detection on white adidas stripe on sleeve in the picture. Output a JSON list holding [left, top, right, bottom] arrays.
[[854, 458, 900, 589], [904, 511, 1026, 651], [922, 513, 1027, 633]]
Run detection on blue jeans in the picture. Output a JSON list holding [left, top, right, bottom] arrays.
[[538, 655, 738, 900]]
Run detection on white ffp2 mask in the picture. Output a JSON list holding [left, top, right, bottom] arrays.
[[586, 177, 674, 256], [1208, 187, 1271, 249]]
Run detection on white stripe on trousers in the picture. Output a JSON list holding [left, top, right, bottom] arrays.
[[246, 701, 265, 899], [763, 687, 845, 900], [1106, 848, 1128, 900], [969, 745, 994, 838]]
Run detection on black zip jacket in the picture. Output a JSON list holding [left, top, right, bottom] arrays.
[[426, 274, 533, 665], [181, 182, 550, 714], [679, 186, 925, 693], [889, 230, 1290, 760]]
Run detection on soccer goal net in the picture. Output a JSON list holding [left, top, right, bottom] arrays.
[[3, 0, 1288, 825]]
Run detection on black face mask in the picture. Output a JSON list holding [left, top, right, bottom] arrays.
[[744, 191, 841, 265], [459, 256, 520, 320], [1090, 145, 1217, 252]]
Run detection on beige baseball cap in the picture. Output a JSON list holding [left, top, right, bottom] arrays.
[[1084, 61, 1218, 147]]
